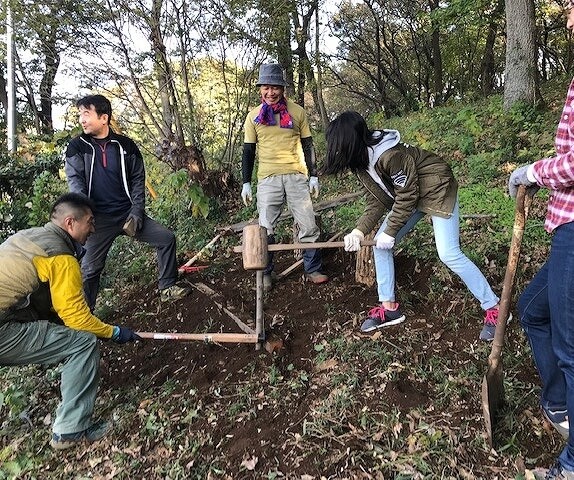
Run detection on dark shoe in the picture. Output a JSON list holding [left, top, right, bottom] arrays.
[[532, 461, 574, 480], [160, 284, 192, 302], [479, 307, 512, 341], [50, 420, 111, 450], [360, 304, 406, 333], [305, 271, 329, 284], [543, 407, 569, 439], [263, 272, 277, 293]]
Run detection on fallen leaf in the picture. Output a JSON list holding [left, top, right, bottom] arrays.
[[43, 413, 52, 426], [241, 455, 258, 471], [314, 358, 338, 372]]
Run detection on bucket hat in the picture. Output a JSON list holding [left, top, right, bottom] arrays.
[[256, 63, 287, 87]]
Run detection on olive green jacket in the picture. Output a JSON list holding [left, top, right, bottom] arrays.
[[356, 143, 458, 237]]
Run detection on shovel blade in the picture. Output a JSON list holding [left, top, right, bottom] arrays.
[[481, 359, 505, 448]]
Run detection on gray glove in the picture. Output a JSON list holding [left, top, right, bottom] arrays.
[[508, 164, 539, 198]]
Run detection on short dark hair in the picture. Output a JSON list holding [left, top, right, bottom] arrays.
[[76, 95, 112, 125], [51, 193, 95, 220]]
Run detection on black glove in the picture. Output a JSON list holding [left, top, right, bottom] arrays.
[[123, 214, 143, 237], [112, 326, 141, 344]]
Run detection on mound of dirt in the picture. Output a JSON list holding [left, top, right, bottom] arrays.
[[99, 245, 544, 476]]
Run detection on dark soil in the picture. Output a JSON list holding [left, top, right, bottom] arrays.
[[97, 245, 552, 478]]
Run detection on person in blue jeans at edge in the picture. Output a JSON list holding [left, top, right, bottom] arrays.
[[322, 111, 503, 340], [508, 5, 574, 478]]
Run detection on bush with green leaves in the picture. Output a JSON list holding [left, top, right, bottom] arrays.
[[0, 150, 63, 240]]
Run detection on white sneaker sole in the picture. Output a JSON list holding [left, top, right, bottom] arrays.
[[361, 315, 406, 333]]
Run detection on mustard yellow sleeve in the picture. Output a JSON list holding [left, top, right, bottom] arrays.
[[244, 110, 258, 143], [33, 255, 114, 338]]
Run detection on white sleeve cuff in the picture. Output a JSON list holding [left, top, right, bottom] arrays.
[[526, 164, 537, 183]]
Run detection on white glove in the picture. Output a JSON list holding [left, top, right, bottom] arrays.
[[241, 182, 252, 206], [375, 232, 395, 249], [344, 229, 364, 252], [309, 176, 320, 199]]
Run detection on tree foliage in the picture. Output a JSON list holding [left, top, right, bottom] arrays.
[[0, 0, 572, 203]]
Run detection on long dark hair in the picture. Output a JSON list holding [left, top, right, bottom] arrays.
[[323, 111, 384, 175]]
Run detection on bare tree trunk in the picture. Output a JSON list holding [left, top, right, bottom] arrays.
[[480, 0, 504, 96], [314, 1, 328, 130], [504, 0, 537, 109], [428, 0, 443, 106], [149, 0, 206, 181], [38, 30, 59, 135]]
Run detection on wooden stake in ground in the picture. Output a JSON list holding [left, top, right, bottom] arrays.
[[355, 230, 376, 286]]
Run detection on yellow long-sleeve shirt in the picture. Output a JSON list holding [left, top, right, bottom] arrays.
[[34, 254, 113, 338], [0, 222, 113, 338]]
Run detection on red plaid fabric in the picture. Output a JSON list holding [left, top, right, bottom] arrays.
[[531, 77, 574, 232]]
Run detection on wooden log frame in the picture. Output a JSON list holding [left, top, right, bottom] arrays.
[[137, 281, 261, 346]]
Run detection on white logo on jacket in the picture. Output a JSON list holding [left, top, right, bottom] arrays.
[[391, 170, 408, 188]]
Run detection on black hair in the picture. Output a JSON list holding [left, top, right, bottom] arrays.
[[76, 94, 112, 125], [50, 193, 95, 220], [323, 111, 384, 175]]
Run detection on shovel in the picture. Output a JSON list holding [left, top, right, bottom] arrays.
[[482, 185, 532, 447]]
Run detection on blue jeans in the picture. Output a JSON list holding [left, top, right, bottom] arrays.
[[374, 200, 499, 309], [518, 220, 574, 471]]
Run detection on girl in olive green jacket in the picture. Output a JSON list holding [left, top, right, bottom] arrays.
[[324, 111, 501, 340]]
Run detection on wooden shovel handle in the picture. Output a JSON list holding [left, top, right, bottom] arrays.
[[233, 240, 376, 253], [489, 185, 532, 359], [136, 332, 259, 343]]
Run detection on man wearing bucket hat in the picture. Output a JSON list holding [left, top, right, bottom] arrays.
[[241, 62, 328, 291]]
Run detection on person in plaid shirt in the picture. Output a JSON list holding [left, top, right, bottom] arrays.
[[508, 4, 574, 478]]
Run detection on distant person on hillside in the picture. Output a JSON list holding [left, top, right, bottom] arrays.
[[240, 62, 328, 292], [508, 5, 574, 478], [64, 94, 190, 310], [323, 111, 502, 341], [0, 193, 139, 450]]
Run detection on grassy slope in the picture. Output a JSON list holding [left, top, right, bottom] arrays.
[[1, 78, 571, 479]]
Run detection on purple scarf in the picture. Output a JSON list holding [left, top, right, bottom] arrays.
[[254, 97, 293, 128]]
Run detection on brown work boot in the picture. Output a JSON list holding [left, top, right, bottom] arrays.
[[305, 271, 328, 284]]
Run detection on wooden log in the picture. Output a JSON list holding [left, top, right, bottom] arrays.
[[242, 225, 268, 270], [355, 230, 376, 286]]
